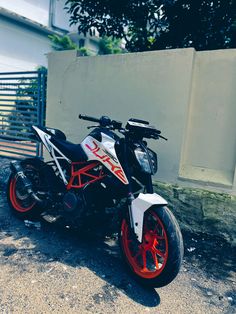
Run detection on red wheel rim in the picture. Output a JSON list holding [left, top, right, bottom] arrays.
[[121, 210, 168, 279], [9, 177, 36, 213]]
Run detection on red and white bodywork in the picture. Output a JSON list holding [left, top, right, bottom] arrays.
[[81, 133, 128, 185]]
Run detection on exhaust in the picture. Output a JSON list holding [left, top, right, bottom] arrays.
[[10, 161, 43, 204]]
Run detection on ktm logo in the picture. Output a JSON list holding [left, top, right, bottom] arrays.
[[85, 141, 128, 184]]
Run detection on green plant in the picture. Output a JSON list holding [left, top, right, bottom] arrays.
[[48, 34, 91, 56], [98, 37, 124, 55], [49, 34, 125, 56], [48, 34, 78, 50]]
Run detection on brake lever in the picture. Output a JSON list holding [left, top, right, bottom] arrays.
[[118, 128, 126, 134], [87, 125, 99, 129], [159, 135, 168, 141]]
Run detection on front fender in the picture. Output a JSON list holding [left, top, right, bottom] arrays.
[[131, 193, 168, 243]]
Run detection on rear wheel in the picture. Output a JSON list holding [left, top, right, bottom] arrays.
[[119, 206, 183, 287], [7, 159, 45, 220]]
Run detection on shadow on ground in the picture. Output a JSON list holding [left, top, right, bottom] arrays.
[[0, 157, 235, 309], [182, 229, 235, 282], [0, 190, 160, 307]]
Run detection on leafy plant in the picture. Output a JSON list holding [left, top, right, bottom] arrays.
[[48, 34, 90, 56], [49, 34, 125, 56], [98, 37, 124, 55]]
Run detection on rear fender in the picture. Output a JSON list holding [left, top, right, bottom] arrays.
[[131, 193, 168, 243]]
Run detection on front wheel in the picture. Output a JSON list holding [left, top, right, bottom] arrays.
[[119, 206, 184, 287]]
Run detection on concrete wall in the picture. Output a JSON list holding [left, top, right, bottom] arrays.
[[46, 48, 236, 195], [180, 50, 236, 191]]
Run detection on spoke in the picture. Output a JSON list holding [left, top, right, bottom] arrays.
[[153, 222, 165, 236], [151, 249, 159, 269], [133, 250, 141, 261], [142, 251, 147, 271], [153, 247, 165, 258], [153, 224, 160, 233], [155, 235, 165, 240]]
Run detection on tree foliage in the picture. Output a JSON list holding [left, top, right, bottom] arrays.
[[65, 0, 236, 52]]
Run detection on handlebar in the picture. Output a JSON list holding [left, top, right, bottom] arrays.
[[78, 113, 167, 140], [78, 114, 100, 123], [79, 114, 122, 129]]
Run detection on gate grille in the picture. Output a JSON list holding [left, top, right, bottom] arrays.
[[0, 70, 46, 159]]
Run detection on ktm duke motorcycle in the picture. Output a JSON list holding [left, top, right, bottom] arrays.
[[7, 114, 183, 287]]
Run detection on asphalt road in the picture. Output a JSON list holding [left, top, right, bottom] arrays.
[[0, 186, 235, 314], [0, 158, 235, 313]]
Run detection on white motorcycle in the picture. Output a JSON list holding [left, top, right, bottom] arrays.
[[7, 114, 183, 287]]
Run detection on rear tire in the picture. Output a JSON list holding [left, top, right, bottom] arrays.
[[7, 158, 46, 220], [119, 206, 184, 287]]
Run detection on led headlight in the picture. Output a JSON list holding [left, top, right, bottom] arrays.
[[134, 148, 152, 174], [147, 148, 158, 174]]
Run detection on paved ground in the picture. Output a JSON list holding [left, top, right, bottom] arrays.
[[0, 159, 235, 313]]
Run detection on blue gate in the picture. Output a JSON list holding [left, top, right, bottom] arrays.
[[0, 70, 46, 159]]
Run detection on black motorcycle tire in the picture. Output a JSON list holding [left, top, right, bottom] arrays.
[[119, 205, 184, 287], [7, 158, 46, 220]]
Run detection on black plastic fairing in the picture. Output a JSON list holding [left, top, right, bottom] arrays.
[[50, 137, 88, 162], [89, 128, 120, 142]]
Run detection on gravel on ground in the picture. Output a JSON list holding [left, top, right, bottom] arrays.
[[0, 158, 235, 314]]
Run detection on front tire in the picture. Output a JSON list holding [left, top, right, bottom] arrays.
[[119, 206, 184, 287]]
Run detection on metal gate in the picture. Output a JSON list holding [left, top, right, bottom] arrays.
[[0, 70, 46, 159]]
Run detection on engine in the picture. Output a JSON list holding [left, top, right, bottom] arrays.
[[63, 191, 84, 213], [61, 181, 115, 227]]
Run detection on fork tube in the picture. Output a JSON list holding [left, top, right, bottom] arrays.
[[122, 138, 135, 229], [123, 138, 133, 196], [146, 174, 154, 193]]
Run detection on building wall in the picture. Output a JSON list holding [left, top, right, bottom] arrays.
[[0, 0, 74, 30], [46, 48, 236, 195], [0, 16, 51, 71], [0, 0, 50, 26], [0, 0, 75, 71], [180, 50, 236, 190]]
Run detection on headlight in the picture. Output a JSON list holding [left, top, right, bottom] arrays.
[[134, 148, 152, 174], [134, 147, 158, 174], [147, 148, 158, 174]]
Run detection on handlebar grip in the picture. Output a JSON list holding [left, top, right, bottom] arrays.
[[78, 114, 100, 123]]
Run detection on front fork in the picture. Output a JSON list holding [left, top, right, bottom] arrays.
[[127, 173, 153, 230], [122, 139, 155, 240]]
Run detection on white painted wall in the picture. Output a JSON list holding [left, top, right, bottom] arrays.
[[53, 0, 77, 31], [180, 50, 236, 188], [0, 0, 73, 30], [46, 49, 236, 194], [0, 0, 75, 71], [0, 0, 50, 26], [0, 16, 51, 71]]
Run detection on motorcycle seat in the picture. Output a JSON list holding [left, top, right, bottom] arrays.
[[50, 137, 88, 162], [46, 127, 67, 141], [34, 125, 67, 141]]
